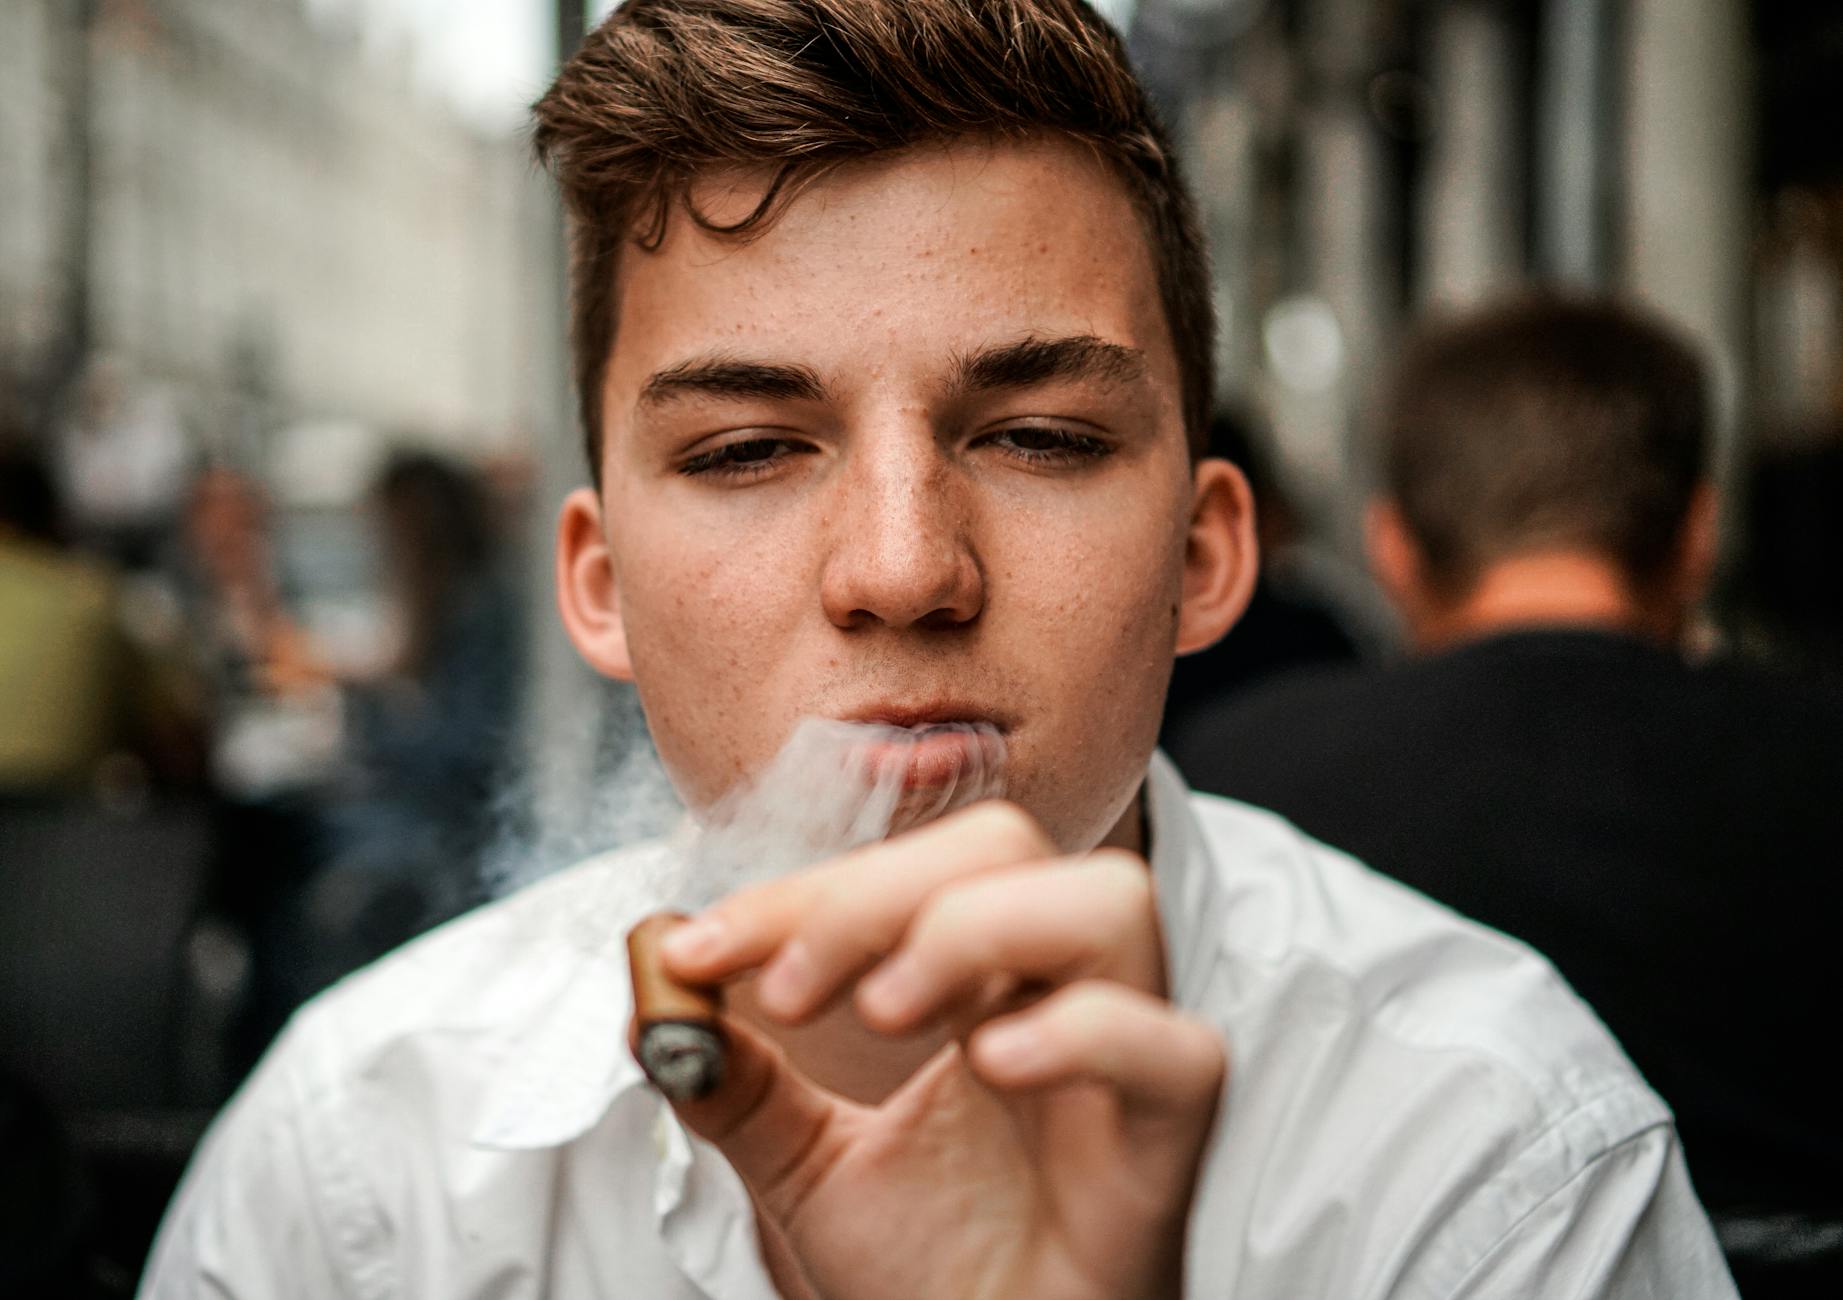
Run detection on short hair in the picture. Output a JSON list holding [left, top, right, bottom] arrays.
[[1379, 295, 1709, 594], [532, 0, 1212, 483]]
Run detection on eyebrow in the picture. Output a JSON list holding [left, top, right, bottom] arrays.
[[952, 334, 1147, 397], [637, 355, 829, 407], [635, 333, 1146, 411]]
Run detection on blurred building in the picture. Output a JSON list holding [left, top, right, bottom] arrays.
[[0, 0, 556, 470], [1132, 0, 1843, 569]]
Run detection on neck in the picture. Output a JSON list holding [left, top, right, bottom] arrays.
[[1409, 550, 1681, 652]]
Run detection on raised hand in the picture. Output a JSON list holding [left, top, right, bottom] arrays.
[[651, 801, 1227, 1300]]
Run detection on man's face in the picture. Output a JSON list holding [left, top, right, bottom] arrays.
[[559, 138, 1250, 852]]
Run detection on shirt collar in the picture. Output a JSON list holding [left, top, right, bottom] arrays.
[[471, 757, 1213, 1151], [469, 852, 652, 1151], [1145, 749, 1221, 1009]]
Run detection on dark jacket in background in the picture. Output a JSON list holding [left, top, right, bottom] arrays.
[[1168, 627, 1843, 1220], [1161, 573, 1362, 744]]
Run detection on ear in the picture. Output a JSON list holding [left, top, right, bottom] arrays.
[[1175, 458, 1259, 656], [1365, 498, 1424, 616], [1674, 479, 1720, 607], [555, 486, 635, 681]]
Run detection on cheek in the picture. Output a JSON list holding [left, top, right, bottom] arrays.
[[987, 492, 1185, 847], [1003, 490, 1187, 657], [619, 493, 804, 641], [611, 522, 806, 790], [1073, 551, 1185, 724]]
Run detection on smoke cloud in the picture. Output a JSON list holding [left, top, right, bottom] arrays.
[[482, 708, 1008, 923]]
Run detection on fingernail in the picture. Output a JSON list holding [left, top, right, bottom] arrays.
[[859, 958, 923, 1022], [977, 1024, 1043, 1073], [662, 915, 726, 965], [758, 941, 817, 1018]]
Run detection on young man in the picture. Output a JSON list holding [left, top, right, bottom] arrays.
[[141, 5, 1736, 1296]]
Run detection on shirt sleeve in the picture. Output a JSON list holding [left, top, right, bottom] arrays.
[[138, 1049, 358, 1300], [1447, 1125, 1738, 1300]]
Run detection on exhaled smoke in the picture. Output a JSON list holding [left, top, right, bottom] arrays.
[[482, 710, 1008, 928], [480, 677, 682, 901], [666, 717, 1008, 910]]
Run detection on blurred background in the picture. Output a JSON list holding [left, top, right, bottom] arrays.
[[2, 0, 1841, 1293]]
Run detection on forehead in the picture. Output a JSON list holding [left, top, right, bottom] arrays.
[[601, 138, 1177, 419]]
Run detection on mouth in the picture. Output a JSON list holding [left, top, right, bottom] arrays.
[[842, 703, 1009, 731], [833, 705, 1011, 790]]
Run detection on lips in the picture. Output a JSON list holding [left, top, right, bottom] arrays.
[[828, 709, 1010, 793], [867, 728, 989, 789], [842, 702, 1010, 731]]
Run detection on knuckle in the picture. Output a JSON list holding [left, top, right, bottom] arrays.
[[1087, 850, 1153, 905], [923, 884, 981, 938], [916, 886, 996, 965], [802, 874, 847, 925], [1082, 853, 1157, 951], [1174, 1015, 1230, 1083], [703, 893, 763, 948], [968, 800, 1051, 858], [796, 878, 869, 955], [1055, 979, 1121, 1037]]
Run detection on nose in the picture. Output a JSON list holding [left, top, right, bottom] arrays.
[[819, 434, 983, 631]]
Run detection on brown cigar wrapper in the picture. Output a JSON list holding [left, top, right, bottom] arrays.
[[628, 911, 727, 1101], [629, 912, 723, 1024]]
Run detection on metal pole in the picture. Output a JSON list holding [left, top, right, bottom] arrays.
[[557, 0, 586, 65], [39, 0, 98, 432], [1534, 0, 1616, 285], [515, 0, 614, 880], [1619, 0, 1752, 483]]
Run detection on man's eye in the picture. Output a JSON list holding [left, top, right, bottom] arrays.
[[678, 437, 806, 479], [986, 426, 1113, 466]]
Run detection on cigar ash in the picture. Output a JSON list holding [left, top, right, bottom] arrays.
[[637, 1020, 725, 1101]]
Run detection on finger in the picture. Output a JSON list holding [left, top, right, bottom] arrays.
[[967, 982, 1226, 1136], [751, 802, 1060, 1022], [663, 801, 1055, 1015], [855, 852, 1166, 1033], [638, 1011, 853, 1224]]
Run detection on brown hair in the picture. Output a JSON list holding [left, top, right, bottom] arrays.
[[532, 0, 1212, 482], [1380, 294, 1709, 595]]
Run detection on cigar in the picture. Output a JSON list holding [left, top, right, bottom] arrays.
[[627, 911, 726, 1101]]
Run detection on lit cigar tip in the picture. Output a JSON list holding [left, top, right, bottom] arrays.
[[638, 1022, 726, 1101]]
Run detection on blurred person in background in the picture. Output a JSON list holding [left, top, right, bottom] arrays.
[[1, 438, 203, 799], [308, 451, 523, 960], [1171, 295, 1843, 1293], [181, 464, 341, 1068], [3, 431, 217, 1295], [1160, 406, 1366, 741], [186, 451, 523, 1055], [184, 466, 325, 708]]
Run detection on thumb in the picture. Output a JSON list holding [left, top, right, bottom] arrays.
[[634, 1013, 846, 1222]]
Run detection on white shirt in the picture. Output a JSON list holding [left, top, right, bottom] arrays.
[[141, 756, 1738, 1298]]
